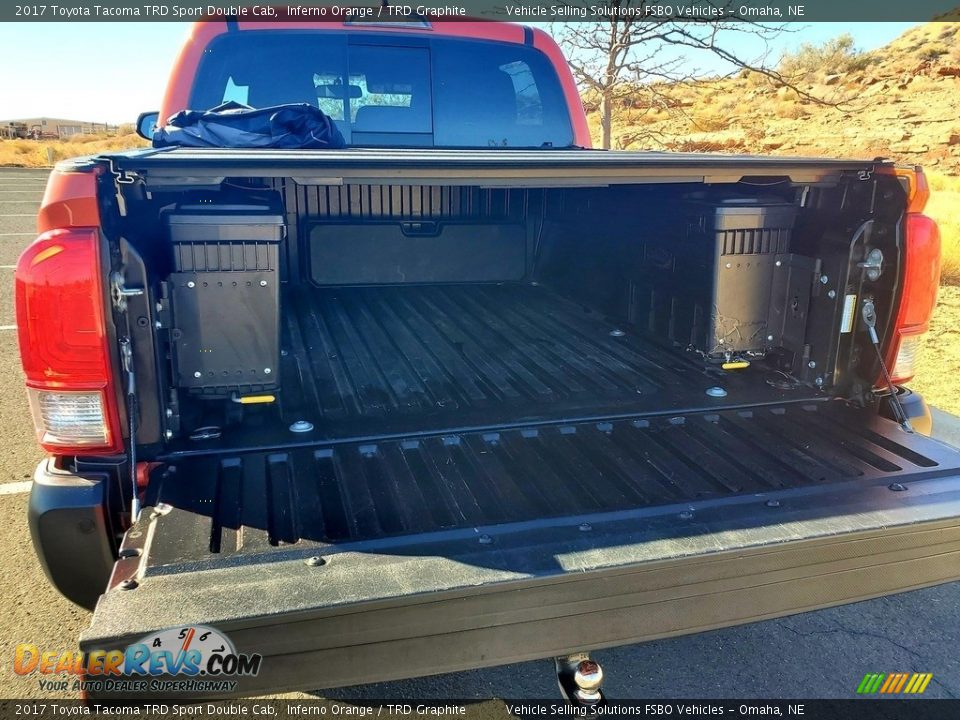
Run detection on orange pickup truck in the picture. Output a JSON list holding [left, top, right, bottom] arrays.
[[16, 19, 958, 700]]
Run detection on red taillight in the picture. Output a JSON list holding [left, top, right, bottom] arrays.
[[14, 228, 122, 454], [886, 213, 941, 384]]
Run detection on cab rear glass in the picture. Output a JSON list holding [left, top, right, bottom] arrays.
[[188, 31, 575, 148]]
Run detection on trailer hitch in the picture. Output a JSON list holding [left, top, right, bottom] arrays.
[[555, 654, 605, 706]]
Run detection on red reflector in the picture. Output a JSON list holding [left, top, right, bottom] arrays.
[[14, 228, 122, 454]]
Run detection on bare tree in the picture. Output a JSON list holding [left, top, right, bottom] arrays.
[[557, 1, 816, 149]]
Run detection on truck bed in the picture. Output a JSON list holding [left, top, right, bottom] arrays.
[[148, 402, 947, 554], [79, 148, 955, 698], [274, 283, 812, 440], [86, 198, 960, 699], [154, 282, 929, 554]]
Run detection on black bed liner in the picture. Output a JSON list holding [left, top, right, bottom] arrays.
[[165, 283, 824, 459], [277, 284, 815, 431], [151, 284, 934, 557], [181, 283, 821, 456], [147, 402, 944, 560]]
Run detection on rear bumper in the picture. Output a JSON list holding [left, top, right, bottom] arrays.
[[80, 465, 960, 699], [28, 458, 118, 610]]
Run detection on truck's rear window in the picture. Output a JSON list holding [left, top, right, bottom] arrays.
[[189, 31, 575, 148]]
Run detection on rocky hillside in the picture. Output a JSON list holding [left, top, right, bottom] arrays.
[[591, 23, 960, 174]]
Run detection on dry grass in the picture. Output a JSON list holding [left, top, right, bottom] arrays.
[[0, 133, 147, 168], [926, 172, 960, 285], [909, 285, 960, 415], [774, 103, 809, 120], [687, 108, 729, 133]]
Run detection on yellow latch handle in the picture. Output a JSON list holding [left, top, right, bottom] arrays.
[[721, 361, 751, 371], [236, 394, 276, 405]]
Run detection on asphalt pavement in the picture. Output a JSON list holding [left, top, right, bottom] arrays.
[[0, 167, 958, 706]]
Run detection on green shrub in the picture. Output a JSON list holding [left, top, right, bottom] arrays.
[[780, 34, 868, 78]]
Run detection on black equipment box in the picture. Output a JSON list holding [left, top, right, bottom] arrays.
[[638, 196, 812, 357], [166, 199, 285, 395]]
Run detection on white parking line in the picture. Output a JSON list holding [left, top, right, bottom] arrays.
[[0, 265, 15, 269], [0, 215, 37, 217], [0, 481, 33, 497], [0, 325, 17, 331], [0, 233, 34, 237]]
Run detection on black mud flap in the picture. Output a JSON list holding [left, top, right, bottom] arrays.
[[80, 402, 960, 698]]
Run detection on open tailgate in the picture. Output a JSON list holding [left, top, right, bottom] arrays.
[[80, 402, 960, 697]]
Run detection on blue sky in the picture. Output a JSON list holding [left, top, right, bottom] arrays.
[[0, 21, 918, 124]]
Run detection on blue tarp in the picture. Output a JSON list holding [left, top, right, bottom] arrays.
[[153, 102, 345, 150]]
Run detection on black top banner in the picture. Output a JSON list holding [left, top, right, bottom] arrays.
[[5, 0, 960, 23]]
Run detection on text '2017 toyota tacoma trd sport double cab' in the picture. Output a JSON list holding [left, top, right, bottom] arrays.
[[14, 18, 960, 699]]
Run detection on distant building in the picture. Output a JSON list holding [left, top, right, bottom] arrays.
[[0, 117, 119, 140]]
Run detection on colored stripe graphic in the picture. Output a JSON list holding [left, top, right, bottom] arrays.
[[893, 673, 910, 693], [857, 672, 932, 694], [857, 674, 885, 694], [907, 673, 933, 694], [879, 674, 897, 693]]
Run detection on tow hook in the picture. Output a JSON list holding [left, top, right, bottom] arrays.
[[555, 653, 605, 706], [110, 271, 144, 311], [857, 247, 884, 282]]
